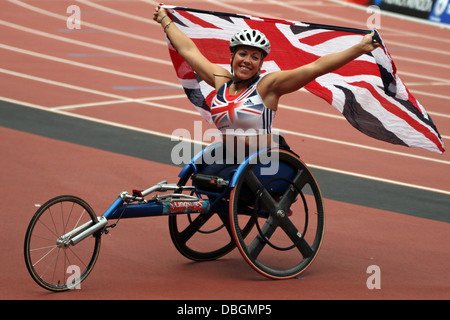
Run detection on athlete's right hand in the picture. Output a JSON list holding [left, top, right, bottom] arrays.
[[153, 5, 168, 23]]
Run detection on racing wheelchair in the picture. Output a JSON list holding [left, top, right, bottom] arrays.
[[24, 141, 325, 292]]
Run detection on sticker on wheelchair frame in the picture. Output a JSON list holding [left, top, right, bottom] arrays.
[[162, 199, 210, 215]]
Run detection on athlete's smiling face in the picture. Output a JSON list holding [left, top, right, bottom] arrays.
[[231, 46, 264, 81]]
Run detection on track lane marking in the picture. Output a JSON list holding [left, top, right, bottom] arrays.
[[1, 36, 449, 119], [1, 94, 449, 196], [0, 66, 448, 166]]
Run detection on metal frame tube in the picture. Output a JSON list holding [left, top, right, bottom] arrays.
[[70, 216, 108, 246]]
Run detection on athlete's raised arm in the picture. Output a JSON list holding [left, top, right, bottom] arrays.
[[153, 6, 230, 90]]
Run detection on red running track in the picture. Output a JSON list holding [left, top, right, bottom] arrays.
[[0, 0, 449, 300]]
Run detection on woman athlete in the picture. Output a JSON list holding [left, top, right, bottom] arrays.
[[153, 5, 379, 175]]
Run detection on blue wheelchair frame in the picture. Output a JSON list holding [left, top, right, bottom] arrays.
[[102, 143, 298, 221]]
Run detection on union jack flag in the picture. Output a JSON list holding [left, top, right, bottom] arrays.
[[163, 5, 445, 154]]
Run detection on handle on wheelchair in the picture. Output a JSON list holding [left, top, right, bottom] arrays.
[[137, 180, 196, 198], [140, 180, 167, 196]]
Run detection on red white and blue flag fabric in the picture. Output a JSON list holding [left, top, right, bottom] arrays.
[[162, 5, 445, 154]]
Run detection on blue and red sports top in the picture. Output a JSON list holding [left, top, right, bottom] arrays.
[[210, 77, 275, 136]]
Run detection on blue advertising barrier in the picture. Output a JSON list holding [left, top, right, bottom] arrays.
[[368, 0, 450, 26], [428, 0, 450, 24], [372, 0, 436, 19]]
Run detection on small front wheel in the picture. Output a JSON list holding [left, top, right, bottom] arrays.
[[24, 195, 101, 292]]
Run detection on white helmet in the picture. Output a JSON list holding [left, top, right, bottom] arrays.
[[230, 29, 271, 56]]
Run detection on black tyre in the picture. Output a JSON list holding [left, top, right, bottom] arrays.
[[229, 149, 325, 279], [24, 195, 101, 291]]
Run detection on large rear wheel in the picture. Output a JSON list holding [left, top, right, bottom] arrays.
[[229, 150, 325, 279]]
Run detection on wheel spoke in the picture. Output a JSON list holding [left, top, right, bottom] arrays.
[[244, 169, 277, 213], [178, 211, 215, 244], [278, 170, 308, 211], [279, 216, 314, 258], [216, 212, 234, 237], [248, 215, 279, 259], [169, 175, 240, 261]]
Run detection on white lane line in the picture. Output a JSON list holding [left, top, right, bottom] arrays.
[[0, 19, 169, 65], [8, 0, 165, 44], [53, 94, 188, 110], [0, 43, 178, 87], [276, 128, 450, 165], [1, 94, 449, 196], [1, 3, 445, 154], [0, 67, 198, 115], [75, 0, 154, 24], [10, 0, 450, 59], [5, 39, 448, 121], [1, 65, 448, 163], [3, 7, 450, 114], [308, 163, 450, 196]]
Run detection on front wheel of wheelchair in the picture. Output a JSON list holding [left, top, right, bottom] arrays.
[[24, 195, 101, 291], [229, 150, 325, 279]]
